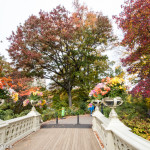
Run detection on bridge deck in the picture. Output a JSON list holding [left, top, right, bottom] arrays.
[[11, 115, 100, 150]]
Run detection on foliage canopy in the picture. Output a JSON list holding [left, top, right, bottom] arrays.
[[7, 4, 115, 106]]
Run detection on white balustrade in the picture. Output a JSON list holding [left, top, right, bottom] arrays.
[[92, 108, 150, 150], [0, 107, 41, 150]]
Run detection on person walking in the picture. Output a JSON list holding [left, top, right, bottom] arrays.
[[88, 103, 94, 116]]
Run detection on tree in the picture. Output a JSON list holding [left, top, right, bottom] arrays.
[[114, 0, 150, 99], [0, 54, 13, 77], [7, 4, 115, 107], [0, 55, 13, 100]]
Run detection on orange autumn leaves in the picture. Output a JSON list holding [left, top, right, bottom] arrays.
[[0, 77, 19, 102], [0, 77, 47, 107], [0, 77, 12, 89]]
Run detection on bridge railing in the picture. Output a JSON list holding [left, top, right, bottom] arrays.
[[0, 107, 41, 150], [92, 109, 150, 150]]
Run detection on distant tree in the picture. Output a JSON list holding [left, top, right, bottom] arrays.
[[114, 0, 150, 99], [0, 54, 13, 77], [0, 55, 13, 100], [7, 4, 115, 106]]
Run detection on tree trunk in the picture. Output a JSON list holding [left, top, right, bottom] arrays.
[[68, 80, 72, 107], [68, 90, 72, 107]]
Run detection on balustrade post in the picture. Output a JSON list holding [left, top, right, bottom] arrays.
[[106, 130, 115, 150], [92, 105, 104, 132], [105, 107, 131, 150], [92, 116, 97, 131], [0, 120, 8, 150], [27, 106, 41, 131]]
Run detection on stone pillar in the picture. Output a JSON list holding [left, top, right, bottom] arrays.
[[27, 107, 41, 131], [92, 117, 97, 131], [105, 108, 131, 150], [0, 120, 8, 150]]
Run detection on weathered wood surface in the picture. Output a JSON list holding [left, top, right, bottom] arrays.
[[11, 115, 100, 150]]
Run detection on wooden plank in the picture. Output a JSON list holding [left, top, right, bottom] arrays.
[[11, 115, 101, 150]]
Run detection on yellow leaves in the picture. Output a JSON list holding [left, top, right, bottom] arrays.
[[146, 97, 150, 108], [79, 36, 83, 42], [109, 77, 124, 85], [126, 94, 132, 103], [84, 12, 97, 28], [32, 91, 37, 96], [11, 92, 18, 102], [119, 86, 123, 90], [32, 91, 43, 96], [36, 99, 47, 106], [41, 100, 46, 105], [60, 92, 68, 101], [117, 72, 125, 78]]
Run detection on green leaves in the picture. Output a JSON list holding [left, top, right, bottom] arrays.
[[0, 89, 10, 100]]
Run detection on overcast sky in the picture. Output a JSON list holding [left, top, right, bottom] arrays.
[[0, 0, 125, 63]]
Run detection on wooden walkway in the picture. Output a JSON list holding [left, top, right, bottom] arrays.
[[11, 115, 100, 150]]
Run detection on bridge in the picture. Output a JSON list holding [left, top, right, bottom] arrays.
[[0, 106, 150, 150]]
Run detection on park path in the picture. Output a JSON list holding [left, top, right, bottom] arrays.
[[11, 115, 100, 150]]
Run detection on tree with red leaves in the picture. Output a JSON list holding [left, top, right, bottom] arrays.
[[114, 0, 150, 99], [7, 4, 115, 107]]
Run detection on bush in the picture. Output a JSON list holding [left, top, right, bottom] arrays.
[[17, 110, 30, 117], [79, 102, 87, 111], [65, 107, 77, 116], [122, 118, 150, 141], [41, 109, 56, 122], [78, 109, 85, 115], [103, 106, 111, 118], [0, 109, 14, 120]]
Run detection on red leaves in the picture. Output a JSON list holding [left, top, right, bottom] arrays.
[[6, 5, 83, 76], [114, 0, 150, 49], [114, 0, 150, 98], [130, 78, 150, 98]]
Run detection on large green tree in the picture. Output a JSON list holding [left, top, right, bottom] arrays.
[[7, 4, 115, 106]]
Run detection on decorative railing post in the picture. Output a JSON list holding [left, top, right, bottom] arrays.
[[102, 97, 126, 149], [0, 100, 7, 150], [92, 100, 101, 131], [92, 99, 101, 112], [0, 120, 8, 150], [27, 106, 41, 131]]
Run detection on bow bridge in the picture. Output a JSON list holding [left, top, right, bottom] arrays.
[[0, 106, 150, 150]]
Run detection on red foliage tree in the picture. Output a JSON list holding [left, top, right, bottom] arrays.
[[114, 0, 150, 98]]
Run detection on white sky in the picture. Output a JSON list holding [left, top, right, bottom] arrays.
[[0, 0, 125, 63]]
